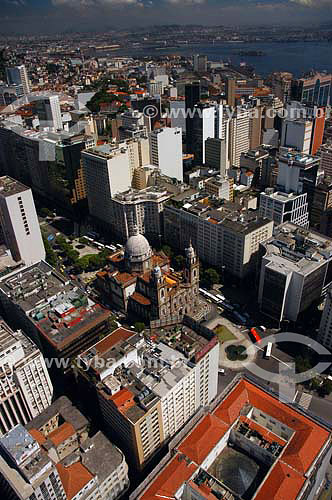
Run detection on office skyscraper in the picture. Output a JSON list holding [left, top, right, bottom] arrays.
[[35, 95, 62, 131], [0, 321, 53, 434], [0, 176, 45, 266], [185, 81, 200, 151], [150, 127, 183, 181]]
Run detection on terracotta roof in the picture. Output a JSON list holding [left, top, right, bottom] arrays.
[[29, 428, 46, 446], [110, 388, 136, 415], [140, 454, 197, 500], [56, 462, 94, 500], [49, 422, 76, 447], [178, 414, 229, 464], [255, 461, 306, 500], [138, 379, 331, 500], [131, 292, 151, 306], [114, 272, 135, 285], [92, 327, 134, 354]]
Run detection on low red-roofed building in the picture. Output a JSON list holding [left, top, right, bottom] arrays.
[[133, 376, 332, 500]]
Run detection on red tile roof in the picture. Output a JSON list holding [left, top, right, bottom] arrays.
[[56, 462, 94, 500], [255, 461, 306, 500], [92, 327, 134, 355], [131, 292, 151, 306], [138, 379, 331, 500], [178, 414, 229, 464], [49, 422, 76, 447], [140, 455, 197, 500], [29, 428, 46, 446]]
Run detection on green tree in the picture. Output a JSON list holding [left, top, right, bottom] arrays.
[[318, 379, 332, 397], [42, 234, 58, 268], [204, 268, 220, 288], [40, 207, 53, 218], [134, 322, 145, 333]]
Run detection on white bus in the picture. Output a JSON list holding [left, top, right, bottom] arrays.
[[264, 342, 273, 359]]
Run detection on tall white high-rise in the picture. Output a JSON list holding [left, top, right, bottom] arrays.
[[36, 95, 62, 131], [150, 127, 183, 181], [229, 107, 250, 168], [0, 176, 45, 266], [0, 321, 53, 435], [5, 65, 30, 95], [82, 144, 131, 226]]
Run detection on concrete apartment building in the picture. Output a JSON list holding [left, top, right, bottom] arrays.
[[0, 398, 129, 500], [0, 321, 53, 435], [281, 118, 313, 155], [259, 188, 309, 228], [0, 261, 110, 363], [277, 150, 323, 208], [0, 424, 66, 500], [150, 127, 183, 181], [133, 376, 332, 500], [107, 187, 171, 242], [258, 223, 332, 322], [229, 107, 250, 168], [204, 176, 234, 201], [25, 396, 129, 500], [0, 177, 45, 266], [164, 199, 273, 279], [205, 137, 229, 176], [82, 143, 131, 229], [76, 326, 219, 469]]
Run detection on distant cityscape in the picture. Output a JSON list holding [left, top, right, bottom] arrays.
[[2, 20, 332, 500]]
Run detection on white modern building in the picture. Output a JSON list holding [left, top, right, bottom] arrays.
[[229, 107, 250, 168], [259, 188, 309, 227], [150, 127, 183, 181], [36, 95, 63, 131], [258, 223, 332, 322], [0, 321, 53, 435], [0, 176, 45, 266], [281, 119, 313, 155], [82, 144, 131, 225]]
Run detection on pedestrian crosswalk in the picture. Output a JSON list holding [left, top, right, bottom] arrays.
[[298, 392, 312, 410]]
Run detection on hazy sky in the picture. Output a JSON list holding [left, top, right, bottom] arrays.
[[1, 0, 332, 34]]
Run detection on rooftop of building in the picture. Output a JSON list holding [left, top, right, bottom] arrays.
[[177, 198, 271, 235], [26, 396, 89, 434], [138, 377, 331, 500], [261, 222, 332, 274], [82, 143, 128, 160], [56, 461, 94, 500], [279, 150, 320, 167], [80, 431, 125, 483], [0, 261, 110, 350], [85, 326, 216, 423], [0, 175, 29, 197], [261, 189, 306, 202], [113, 186, 170, 204]]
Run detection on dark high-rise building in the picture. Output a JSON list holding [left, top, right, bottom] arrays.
[[291, 72, 332, 107], [185, 81, 200, 152]]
